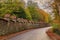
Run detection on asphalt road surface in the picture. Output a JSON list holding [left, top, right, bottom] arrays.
[[9, 27, 51, 40]]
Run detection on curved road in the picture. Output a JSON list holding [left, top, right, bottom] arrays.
[[9, 27, 51, 40]]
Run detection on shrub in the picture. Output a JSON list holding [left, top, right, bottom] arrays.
[[52, 22, 60, 35]]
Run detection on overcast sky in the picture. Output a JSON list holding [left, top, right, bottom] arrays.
[[24, 0, 53, 13], [24, 0, 54, 19]]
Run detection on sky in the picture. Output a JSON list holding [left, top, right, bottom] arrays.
[[24, 0, 54, 19], [24, 0, 53, 13]]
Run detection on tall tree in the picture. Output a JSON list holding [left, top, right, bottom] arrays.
[[27, 0, 41, 21], [52, 0, 60, 21], [51, 0, 60, 30]]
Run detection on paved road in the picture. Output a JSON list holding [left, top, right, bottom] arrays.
[[9, 27, 51, 40]]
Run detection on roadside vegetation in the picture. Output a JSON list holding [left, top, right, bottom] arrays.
[[51, 0, 60, 35], [0, 0, 51, 36]]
